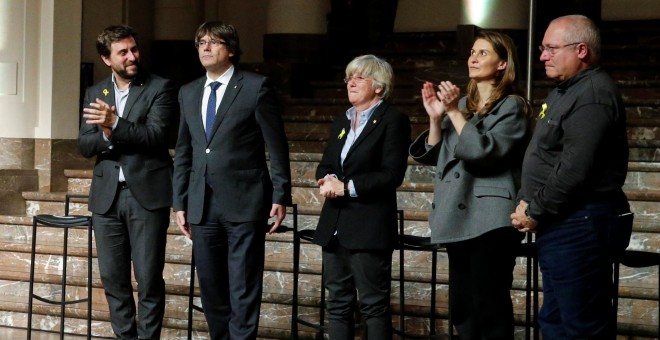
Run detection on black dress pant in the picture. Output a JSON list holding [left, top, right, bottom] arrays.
[[322, 236, 393, 340], [93, 186, 170, 340], [191, 187, 268, 340], [446, 227, 523, 340]]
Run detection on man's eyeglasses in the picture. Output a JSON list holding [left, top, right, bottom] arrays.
[[344, 75, 369, 84], [196, 39, 227, 48], [538, 42, 581, 55]]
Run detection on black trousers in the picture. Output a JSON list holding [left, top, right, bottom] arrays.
[[93, 186, 170, 340], [322, 237, 393, 340], [445, 227, 523, 340], [191, 188, 268, 340]]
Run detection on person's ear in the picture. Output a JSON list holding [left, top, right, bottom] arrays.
[[576, 43, 589, 60], [101, 55, 112, 67]]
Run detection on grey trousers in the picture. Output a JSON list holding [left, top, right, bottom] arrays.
[[93, 187, 170, 340]]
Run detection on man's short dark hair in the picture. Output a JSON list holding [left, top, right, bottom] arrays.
[[194, 21, 242, 65], [96, 25, 138, 57]]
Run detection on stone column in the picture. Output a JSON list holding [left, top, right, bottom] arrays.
[[0, 0, 93, 194]]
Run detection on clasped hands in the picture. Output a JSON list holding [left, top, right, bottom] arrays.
[[510, 200, 539, 233], [318, 175, 345, 199], [82, 98, 117, 137]]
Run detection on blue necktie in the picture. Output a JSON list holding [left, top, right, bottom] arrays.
[[206, 81, 221, 139]]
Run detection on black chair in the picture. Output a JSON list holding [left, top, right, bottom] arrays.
[[290, 204, 329, 339], [393, 209, 450, 339], [289, 204, 366, 339], [27, 194, 93, 340], [187, 204, 298, 339], [613, 249, 660, 338], [515, 234, 540, 340]]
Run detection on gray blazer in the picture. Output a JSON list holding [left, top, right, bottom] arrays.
[[409, 95, 529, 244]]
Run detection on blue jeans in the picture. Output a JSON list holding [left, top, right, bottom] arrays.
[[536, 197, 632, 339]]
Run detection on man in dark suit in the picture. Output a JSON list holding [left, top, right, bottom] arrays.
[[313, 55, 411, 339], [172, 21, 292, 339], [78, 25, 177, 339]]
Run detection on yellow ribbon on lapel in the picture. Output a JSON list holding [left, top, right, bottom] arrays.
[[539, 103, 547, 119], [338, 128, 346, 139]]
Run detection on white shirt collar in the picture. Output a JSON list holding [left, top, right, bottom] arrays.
[[205, 66, 234, 88]]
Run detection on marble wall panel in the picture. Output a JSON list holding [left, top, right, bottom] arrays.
[[625, 170, 660, 191], [0, 138, 34, 170], [0, 169, 38, 215], [50, 139, 94, 192]]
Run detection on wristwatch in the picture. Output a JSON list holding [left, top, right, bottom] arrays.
[[343, 181, 349, 197], [524, 205, 537, 223]]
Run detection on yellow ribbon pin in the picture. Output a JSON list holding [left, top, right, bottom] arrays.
[[539, 103, 547, 119], [338, 128, 346, 139], [103, 89, 109, 96]]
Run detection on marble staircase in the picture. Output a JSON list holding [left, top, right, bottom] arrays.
[[0, 20, 658, 339], [0, 151, 658, 338]]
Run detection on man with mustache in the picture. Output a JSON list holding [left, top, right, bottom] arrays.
[[79, 25, 177, 339]]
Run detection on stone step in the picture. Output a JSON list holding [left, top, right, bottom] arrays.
[[283, 102, 660, 123], [309, 79, 660, 103], [281, 113, 659, 161], [15, 153, 658, 339], [56, 156, 660, 233], [0, 170, 38, 215], [2, 239, 657, 338]]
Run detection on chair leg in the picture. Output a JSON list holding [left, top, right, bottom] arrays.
[[430, 249, 438, 337], [319, 263, 326, 340], [86, 221, 92, 340], [525, 252, 532, 340], [398, 210, 406, 339], [188, 253, 196, 340], [27, 217, 38, 340], [292, 228, 300, 339], [60, 228, 70, 340], [533, 254, 540, 340], [612, 261, 620, 334]]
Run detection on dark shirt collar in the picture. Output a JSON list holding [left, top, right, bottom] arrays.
[[556, 65, 600, 91]]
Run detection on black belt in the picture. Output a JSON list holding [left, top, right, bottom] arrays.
[[118, 181, 128, 189]]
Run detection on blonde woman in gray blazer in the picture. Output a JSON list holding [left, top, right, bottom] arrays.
[[410, 31, 532, 339]]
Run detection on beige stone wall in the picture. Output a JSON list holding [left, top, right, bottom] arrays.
[[602, 0, 660, 20]]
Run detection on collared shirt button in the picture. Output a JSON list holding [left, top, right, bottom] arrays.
[[458, 203, 466, 210], [205, 148, 210, 154], [454, 172, 460, 178]]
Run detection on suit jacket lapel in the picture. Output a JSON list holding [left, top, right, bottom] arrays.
[[208, 72, 242, 140], [190, 78, 206, 138], [122, 84, 145, 121], [121, 72, 150, 121]]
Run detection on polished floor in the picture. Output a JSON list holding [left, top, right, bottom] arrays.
[[0, 326, 96, 339]]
